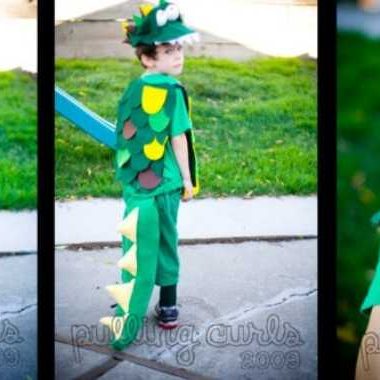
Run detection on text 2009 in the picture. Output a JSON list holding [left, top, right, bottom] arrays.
[[240, 349, 301, 370]]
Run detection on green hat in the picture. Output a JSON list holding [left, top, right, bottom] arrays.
[[121, 1, 199, 47]]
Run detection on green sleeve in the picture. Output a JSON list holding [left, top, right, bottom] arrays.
[[170, 88, 192, 137], [360, 250, 380, 316]]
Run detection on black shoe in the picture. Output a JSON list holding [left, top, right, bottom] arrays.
[[154, 303, 179, 329]]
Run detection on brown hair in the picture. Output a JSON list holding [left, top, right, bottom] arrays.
[[135, 43, 173, 68], [135, 45, 158, 68]]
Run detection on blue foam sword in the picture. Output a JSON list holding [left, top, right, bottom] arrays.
[[55, 86, 117, 150]]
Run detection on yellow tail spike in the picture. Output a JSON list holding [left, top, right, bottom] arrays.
[[117, 207, 139, 242], [117, 244, 138, 277], [139, 4, 154, 16], [105, 279, 135, 313], [100, 315, 128, 340]]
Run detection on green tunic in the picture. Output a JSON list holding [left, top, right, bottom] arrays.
[[114, 72, 199, 200]]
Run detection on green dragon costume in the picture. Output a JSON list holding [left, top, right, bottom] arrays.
[[99, 1, 200, 351], [114, 73, 199, 194], [360, 210, 380, 316]]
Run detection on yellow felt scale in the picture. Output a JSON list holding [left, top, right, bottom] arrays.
[[117, 243, 138, 276], [143, 137, 167, 160], [141, 86, 168, 114]]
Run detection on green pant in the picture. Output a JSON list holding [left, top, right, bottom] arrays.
[[121, 188, 181, 286], [101, 188, 182, 350]]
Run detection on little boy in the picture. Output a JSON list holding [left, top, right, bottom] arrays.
[[99, 1, 200, 351]]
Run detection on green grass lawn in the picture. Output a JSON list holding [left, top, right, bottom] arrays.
[[337, 32, 380, 376], [0, 70, 36, 210], [55, 57, 317, 201]]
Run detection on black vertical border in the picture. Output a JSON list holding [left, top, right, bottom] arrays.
[[38, 0, 55, 377], [318, 0, 336, 377]]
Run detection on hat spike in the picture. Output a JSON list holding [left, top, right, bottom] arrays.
[[133, 14, 143, 27], [139, 4, 154, 17]]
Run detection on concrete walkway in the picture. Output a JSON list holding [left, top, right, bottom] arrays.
[[55, 195, 317, 247], [55, 240, 317, 379], [0, 254, 37, 380], [0, 194, 317, 379], [0, 195, 316, 253], [0, 209, 37, 253]]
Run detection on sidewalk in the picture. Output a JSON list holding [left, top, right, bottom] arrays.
[[0, 195, 317, 379], [56, 240, 317, 379], [0, 254, 37, 380], [55, 195, 317, 247], [0, 209, 37, 253], [0, 195, 316, 253]]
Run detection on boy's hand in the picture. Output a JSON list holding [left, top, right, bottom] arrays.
[[182, 179, 193, 201]]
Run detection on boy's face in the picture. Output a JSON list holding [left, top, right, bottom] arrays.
[[143, 43, 184, 76]]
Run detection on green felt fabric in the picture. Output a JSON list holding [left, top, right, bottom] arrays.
[[115, 72, 197, 198], [149, 109, 170, 132], [126, 1, 195, 47], [110, 189, 181, 350], [110, 71, 199, 351], [171, 87, 192, 136]]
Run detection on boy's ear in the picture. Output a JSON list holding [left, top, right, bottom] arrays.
[[141, 53, 155, 68]]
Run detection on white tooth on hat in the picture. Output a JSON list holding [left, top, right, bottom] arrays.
[[156, 9, 168, 27], [158, 31, 199, 46], [166, 4, 179, 20]]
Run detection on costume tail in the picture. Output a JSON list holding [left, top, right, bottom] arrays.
[[100, 197, 159, 350]]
